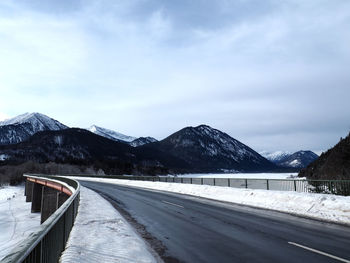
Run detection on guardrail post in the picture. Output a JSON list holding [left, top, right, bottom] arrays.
[[57, 192, 69, 209], [25, 180, 34, 202], [266, 179, 269, 190], [214, 178, 216, 186], [201, 178, 203, 185], [31, 183, 43, 213], [190, 178, 192, 184], [228, 178, 230, 187], [245, 179, 248, 189], [41, 186, 59, 224]]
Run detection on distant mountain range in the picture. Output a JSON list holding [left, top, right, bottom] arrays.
[[299, 133, 350, 180], [260, 150, 318, 168], [0, 128, 187, 174], [0, 112, 318, 174]]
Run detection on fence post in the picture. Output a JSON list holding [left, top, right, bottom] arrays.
[[190, 178, 192, 184], [201, 178, 203, 185], [181, 178, 183, 184], [245, 179, 248, 189], [266, 179, 269, 190], [214, 178, 216, 186], [228, 178, 230, 187], [294, 180, 297, 192]]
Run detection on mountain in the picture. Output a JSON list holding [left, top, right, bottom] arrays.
[[260, 151, 292, 163], [0, 113, 67, 145], [87, 125, 136, 143], [0, 128, 189, 174], [260, 150, 318, 169], [88, 125, 158, 147], [130, 137, 158, 147], [299, 133, 350, 180], [277, 151, 318, 168], [141, 125, 276, 172]]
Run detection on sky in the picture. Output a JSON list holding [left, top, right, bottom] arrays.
[[0, 0, 349, 154]]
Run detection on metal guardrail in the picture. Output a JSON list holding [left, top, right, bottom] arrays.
[[71, 174, 350, 196], [1, 174, 80, 263]]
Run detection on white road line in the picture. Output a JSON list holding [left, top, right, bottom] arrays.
[[161, 200, 184, 208], [288, 242, 350, 263]]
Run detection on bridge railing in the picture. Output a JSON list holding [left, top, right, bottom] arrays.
[[71, 174, 350, 196], [1, 174, 80, 263]]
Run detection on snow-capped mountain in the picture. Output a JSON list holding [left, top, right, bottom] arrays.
[[278, 151, 318, 168], [145, 125, 276, 172], [261, 150, 318, 168], [130, 137, 158, 147], [87, 125, 158, 147], [87, 125, 136, 143], [0, 112, 67, 145], [259, 151, 292, 163]]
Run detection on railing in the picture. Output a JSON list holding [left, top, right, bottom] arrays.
[[1, 174, 80, 263], [71, 174, 350, 196]]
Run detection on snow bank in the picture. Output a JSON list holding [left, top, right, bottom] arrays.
[[74, 178, 350, 225], [60, 187, 157, 263], [172, 172, 298, 179], [0, 186, 40, 261], [0, 186, 18, 201]]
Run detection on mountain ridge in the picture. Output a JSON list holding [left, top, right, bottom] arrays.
[[140, 124, 276, 172], [261, 150, 318, 168], [0, 112, 67, 145]]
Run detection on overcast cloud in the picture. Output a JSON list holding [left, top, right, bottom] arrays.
[[0, 0, 349, 153]]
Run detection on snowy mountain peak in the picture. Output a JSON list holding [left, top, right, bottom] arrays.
[[87, 125, 136, 143], [259, 151, 292, 162], [261, 150, 318, 168], [0, 112, 67, 130], [0, 112, 67, 145]]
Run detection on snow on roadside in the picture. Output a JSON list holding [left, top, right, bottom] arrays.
[[60, 186, 157, 263], [0, 186, 18, 201], [171, 173, 298, 179], [73, 178, 350, 225], [0, 186, 40, 261]]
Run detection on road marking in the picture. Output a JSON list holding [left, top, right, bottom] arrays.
[[288, 242, 350, 263], [162, 200, 184, 208]]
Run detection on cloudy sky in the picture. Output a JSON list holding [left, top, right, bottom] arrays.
[[0, 0, 349, 153]]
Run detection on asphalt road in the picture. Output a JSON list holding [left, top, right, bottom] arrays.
[[80, 181, 350, 263]]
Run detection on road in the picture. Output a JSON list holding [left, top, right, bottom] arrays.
[[80, 181, 350, 263]]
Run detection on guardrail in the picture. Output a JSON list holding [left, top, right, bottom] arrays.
[[71, 174, 350, 196], [1, 174, 80, 263]]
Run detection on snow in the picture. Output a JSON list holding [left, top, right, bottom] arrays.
[[87, 125, 136, 142], [259, 150, 292, 162], [173, 173, 298, 179], [0, 186, 40, 261], [0, 112, 67, 130], [289, 160, 301, 167], [60, 186, 157, 263], [0, 154, 8, 161], [71, 177, 350, 225]]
